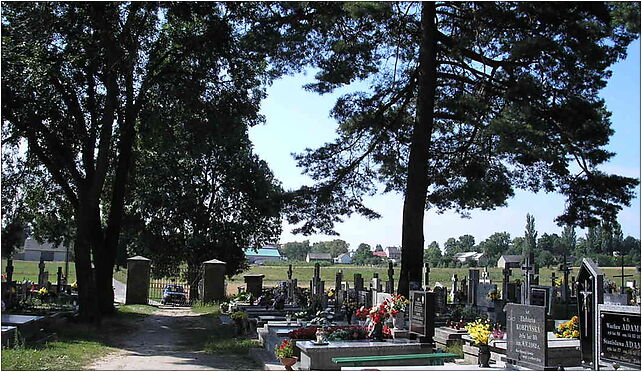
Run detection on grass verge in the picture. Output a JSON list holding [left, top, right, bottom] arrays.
[[444, 343, 464, 358], [1, 323, 114, 370], [202, 324, 259, 355], [1, 304, 154, 370], [191, 302, 222, 317]]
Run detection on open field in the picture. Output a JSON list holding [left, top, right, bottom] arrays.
[[225, 264, 640, 295], [2, 259, 77, 283], [3, 260, 637, 297]]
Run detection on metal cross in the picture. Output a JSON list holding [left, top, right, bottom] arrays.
[[614, 253, 633, 294], [287, 264, 293, 280], [579, 278, 593, 335], [423, 263, 431, 289]]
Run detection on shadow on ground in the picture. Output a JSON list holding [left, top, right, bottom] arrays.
[[89, 306, 261, 370]]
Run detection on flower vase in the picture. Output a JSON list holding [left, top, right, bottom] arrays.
[[279, 357, 298, 371], [370, 322, 384, 342], [392, 312, 405, 330], [478, 344, 491, 368]]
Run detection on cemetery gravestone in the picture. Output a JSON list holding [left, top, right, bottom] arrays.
[[529, 286, 552, 315], [468, 269, 480, 306], [422, 263, 430, 290], [597, 304, 641, 369], [433, 286, 447, 315], [450, 274, 459, 303], [576, 258, 604, 369], [505, 303, 548, 370], [244, 273, 265, 300], [354, 273, 364, 291], [387, 262, 395, 294], [409, 290, 435, 344], [475, 283, 497, 309]]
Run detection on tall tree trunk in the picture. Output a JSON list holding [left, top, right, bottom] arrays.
[[74, 197, 100, 323], [99, 111, 138, 314], [398, 2, 437, 297]]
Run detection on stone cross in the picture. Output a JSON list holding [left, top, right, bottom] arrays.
[[335, 270, 343, 310], [451, 274, 459, 303], [481, 266, 491, 284], [422, 263, 430, 290], [559, 254, 572, 302], [502, 267, 512, 301], [6, 259, 14, 283], [387, 261, 395, 294], [38, 259, 48, 288], [521, 252, 536, 304], [57, 267, 63, 292], [550, 272, 558, 288], [614, 254, 633, 294], [570, 275, 576, 297], [314, 263, 321, 280]]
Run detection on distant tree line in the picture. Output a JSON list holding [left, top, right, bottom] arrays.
[[423, 214, 640, 268], [280, 240, 400, 266]]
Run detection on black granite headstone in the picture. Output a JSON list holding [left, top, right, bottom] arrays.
[[598, 305, 641, 369], [409, 290, 435, 343], [577, 258, 604, 369], [505, 303, 547, 369], [529, 285, 552, 315]]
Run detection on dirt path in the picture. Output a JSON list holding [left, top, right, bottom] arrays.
[[90, 307, 259, 370]]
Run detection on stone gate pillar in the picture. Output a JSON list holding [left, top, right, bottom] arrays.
[[126, 256, 151, 305], [202, 259, 226, 302]]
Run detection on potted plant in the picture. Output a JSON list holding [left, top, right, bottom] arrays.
[[275, 339, 297, 370], [465, 318, 493, 368], [231, 311, 248, 335]]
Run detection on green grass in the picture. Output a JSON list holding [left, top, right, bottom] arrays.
[[202, 324, 259, 355], [227, 264, 640, 294], [1, 323, 114, 370], [2, 259, 77, 283], [204, 336, 259, 355], [112, 268, 127, 284], [115, 304, 157, 318], [191, 302, 222, 317], [444, 343, 464, 358], [1, 303, 154, 370]]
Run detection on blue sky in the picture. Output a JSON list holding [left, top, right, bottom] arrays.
[[249, 40, 640, 251]]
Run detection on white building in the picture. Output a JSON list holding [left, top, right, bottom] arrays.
[[13, 238, 69, 261], [333, 253, 352, 264], [453, 251, 486, 265]]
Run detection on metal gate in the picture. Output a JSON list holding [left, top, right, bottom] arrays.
[[148, 266, 201, 306]]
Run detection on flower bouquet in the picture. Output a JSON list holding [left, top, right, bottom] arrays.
[[487, 289, 500, 301], [465, 318, 496, 367], [554, 316, 579, 339], [275, 340, 297, 371]]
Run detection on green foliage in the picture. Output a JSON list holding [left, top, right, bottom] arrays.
[[311, 239, 350, 258], [444, 343, 464, 358], [478, 232, 511, 264], [525, 214, 538, 255], [202, 324, 259, 356], [281, 241, 311, 261]]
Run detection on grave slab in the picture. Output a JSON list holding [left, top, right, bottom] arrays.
[[297, 339, 431, 370]]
